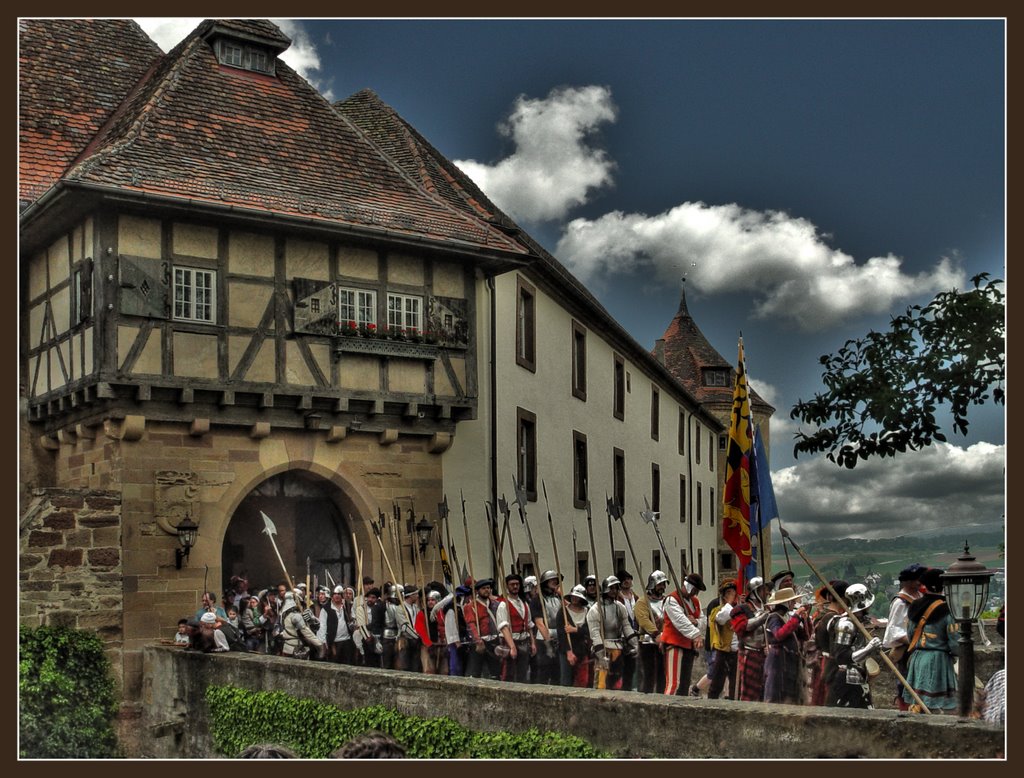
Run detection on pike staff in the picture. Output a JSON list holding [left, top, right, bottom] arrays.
[[512, 474, 549, 640], [639, 496, 684, 595], [352, 533, 371, 651], [607, 493, 643, 582], [542, 480, 571, 626], [260, 511, 297, 594], [439, 495, 461, 585], [497, 494, 519, 575], [459, 488, 484, 643], [369, 513, 400, 586], [583, 498, 606, 668], [484, 502, 507, 596], [778, 526, 931, 714]]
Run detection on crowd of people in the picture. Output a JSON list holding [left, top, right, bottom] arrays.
[[179, 562, 992, 715]]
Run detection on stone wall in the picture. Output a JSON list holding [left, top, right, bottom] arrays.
[[19, 488, 124, 684], [142, 646, 1004, 760]]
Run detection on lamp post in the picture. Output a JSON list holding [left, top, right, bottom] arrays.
[[174, 514, 199, 570], [941, 542, 994, 717]]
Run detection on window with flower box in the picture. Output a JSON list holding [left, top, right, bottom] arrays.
[[387, 293, 421, 336], [339, 287, 376, 332]]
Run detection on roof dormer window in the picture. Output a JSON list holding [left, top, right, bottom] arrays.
[[703, 368, 730, 387], [216, 38, 274, 75]]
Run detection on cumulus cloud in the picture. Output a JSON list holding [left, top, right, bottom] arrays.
[[454, 85, 617, 223], [747, 376, 797, 444], [133, 18, 333, 99], [772, 441, 1005, 542], [555, 203, 965, 330]]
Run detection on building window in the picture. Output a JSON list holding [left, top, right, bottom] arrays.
[[339, 288, 376, 328], [678, 409, 686, 455], [249, 49, 269, 73], [698, 548, 704, 580], [711, 553, 717, 585], [704, 368, 730, 387], [709, 487, 715, 527], [573, 431, 588, 509], [217, 39, 274, 74], [681, 549, 689, 579], [219, 40, 243, 66], [679, 476, 686, 523], [651, 387, 660, 440], [571, 320, 587, 401], [516, 276, 536, 372], [517, 407, 537, 501], [613, 551, 626, 576], [709, 434, 715, 472], [695, 425, 702, 465], [721, 552, 734, 571], [613, 447, 625, 513], [70, 260, 93, 326], [387, 293, 421, 335], [696, 483, 703, 525], [613, 354, 625, 420], [173, 267, 216, 322], [651, 463, 661, 514], [652, 549, 661, 573], [577, 552, 589, 582], [719, 433, 727, 451]]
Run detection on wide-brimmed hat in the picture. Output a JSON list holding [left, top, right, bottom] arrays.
[[814, 579, 849, 603], [474, 578, 495, 591], [684, 573, 706, 592], [766, 587, 802, 607], [719, 579, 738, 594], [403, 585, 420, 598], [770, 570, 795, 587], [899, 564, 926, 582]]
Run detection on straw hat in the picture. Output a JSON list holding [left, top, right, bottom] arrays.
[[766, 587, 802, 607]]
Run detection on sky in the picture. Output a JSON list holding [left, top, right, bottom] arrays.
[[134, 18, 1006, 543]]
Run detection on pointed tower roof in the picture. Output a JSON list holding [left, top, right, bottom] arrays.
[[656, 285, 774, 413]]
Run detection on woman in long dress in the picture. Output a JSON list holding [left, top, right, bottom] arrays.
[[902, 567, 959, 712]]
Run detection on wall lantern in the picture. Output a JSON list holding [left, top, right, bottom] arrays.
[[415, 516, 434, 555], [941, 542, 994, 717], [174, 514, 199, 570]]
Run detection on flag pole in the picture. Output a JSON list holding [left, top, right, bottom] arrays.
[[722, 335, 754, 593]]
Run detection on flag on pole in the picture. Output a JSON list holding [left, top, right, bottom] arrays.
[[438, 538, 453, 588], [722, 337, 754, 573], [745, 423, 779, 580]]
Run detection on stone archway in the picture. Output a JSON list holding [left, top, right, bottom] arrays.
[[222, 470, 356, 593]]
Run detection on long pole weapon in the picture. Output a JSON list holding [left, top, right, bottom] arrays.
[[484, 502, 507, 596], [571, 520, 579, 586], [608, 493, 643, 583], [392, 502, 407, 584], [584, 497, 606, 670], [459, 488, 484, 643], [351, 533, 371, 650], [369, 513, 400, 587], [497, 494, 518, 575], [778, 525, 931, 713], [512, 475, 550, 640], [605, 493, 618, 573], [260, 511, 297, 594], [542, 480, 572, 626], [640, 496, 684, 595], [305, 556, 312, 609], [437, 496, 456, 588]]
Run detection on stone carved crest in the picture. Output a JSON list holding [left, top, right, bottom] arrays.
[[154, 469, 234, 535]]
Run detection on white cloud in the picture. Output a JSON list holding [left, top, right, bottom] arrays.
[[454, 85, 617, 223], [772, 441, 1005, 542], [133, 18, 333, 100], [747, 375, 798, 444], [555, 203, 964, 330]]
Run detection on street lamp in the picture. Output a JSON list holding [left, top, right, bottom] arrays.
[[174, 514, 199, 570], [415, 516, 434, 555], [941, 542, 994, 717]]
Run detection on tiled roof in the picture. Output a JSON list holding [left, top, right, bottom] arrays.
[[19, 19, 163, 206], [21, 19, 528, 257], [338, 89, 724, 428], [199, 19, 292, 50], [657, 288, 774, 413]]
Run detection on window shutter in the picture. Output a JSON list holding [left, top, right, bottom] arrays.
[[118, 255, 169, 318], [293, 278, 337, 335], [80, 258, 93, 322]]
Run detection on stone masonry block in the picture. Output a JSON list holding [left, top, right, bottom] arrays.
[[28, 530, 63, 547], [43, 511, 77, 530], [20, 554, 45, 569], [89, 547, 121, 567], [85, 496, 121, 510], [48, 548, 84, 567], [79, 514, 120, 528]]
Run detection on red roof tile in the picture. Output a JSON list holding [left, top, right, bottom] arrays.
[[21, 19, 528, 257]]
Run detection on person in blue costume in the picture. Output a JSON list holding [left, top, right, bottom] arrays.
[[902, 567, 959, 712]]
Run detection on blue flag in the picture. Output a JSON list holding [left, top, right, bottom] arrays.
[[745, 424, 779, 580]]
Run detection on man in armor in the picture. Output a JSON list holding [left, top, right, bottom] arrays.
[[397, 585, 424, 672], [381, 583, 404, 670], [498, 573, 536, 682], [280, 590, 325, 660], [808, 580, 847, 705], [362, 587, 385, 668], [616, 570, 639, 691], [587, 575, 639, 690], [826, 582, 882, 708], [731, 576, 771, 701], [531, 570, 563, 684], [662, 572, 706, 696], [583, 575, 599, 606], [634, 570, 669, 694]]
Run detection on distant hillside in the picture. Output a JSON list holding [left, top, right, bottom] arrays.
[[774, 530, 1004, 558]]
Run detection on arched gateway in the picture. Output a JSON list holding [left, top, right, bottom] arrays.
[[222, 471, 356, 591]]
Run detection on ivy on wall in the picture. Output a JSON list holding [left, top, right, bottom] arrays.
[[206, 686, 609, 759], [19, 626, 121, 758]]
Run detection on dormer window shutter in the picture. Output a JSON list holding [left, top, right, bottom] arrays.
[[118, 255, 169, 318]]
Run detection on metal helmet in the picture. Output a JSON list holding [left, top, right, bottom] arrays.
[[540, 569, 560, 584], [646, 570, 669, 592], [601, 575, 621, 594], [844, 583, 875, 613], [523, 575, 538, 591], [566, 584, 588, 603]]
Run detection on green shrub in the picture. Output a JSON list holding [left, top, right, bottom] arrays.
[[19, 625, 121, 758], [206, 686, 607, 758]]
